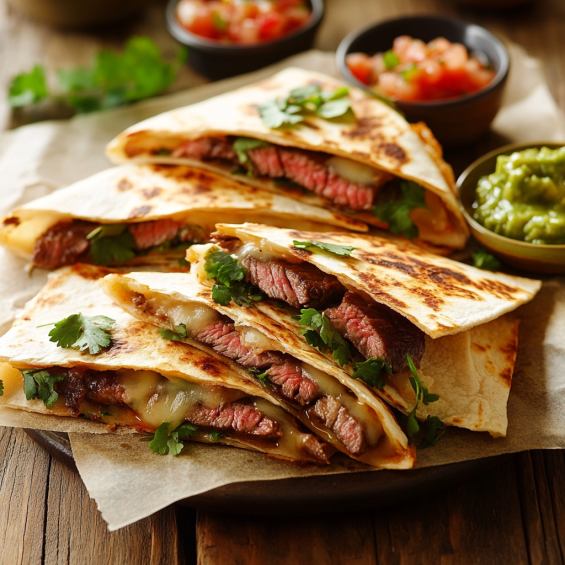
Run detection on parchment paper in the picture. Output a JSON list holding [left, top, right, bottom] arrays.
[[1, 45, 564, 530]]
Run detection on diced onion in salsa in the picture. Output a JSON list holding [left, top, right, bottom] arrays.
[[346, 36, 496, 102], [176, 0, 311, 44]]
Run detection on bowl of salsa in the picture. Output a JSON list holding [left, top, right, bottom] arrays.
[[167, 0, 323, 80], [336, 15, 509, 147], [458, 142, 565, 273]]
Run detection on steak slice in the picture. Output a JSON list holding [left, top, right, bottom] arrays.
[[129, 219, 181, 250], [309, 396, 366, 456], [248, 146, 285, 177], [187, 401, 283, 439], [84, 372, 126, 406], [302, 434, 332, 464], [267, 361, 318, 406], [56, 367, 87, 416], [325, 292, 426, 372], [171, 137, 237, 162], [32, 220, 94, 268], [194, 319, 287, 368], [322, 171, 378, 211], [243, 256, 345, 309], [278, 147, 328, 194]]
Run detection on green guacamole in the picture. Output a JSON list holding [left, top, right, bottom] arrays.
[[473, 146, 565, 245]]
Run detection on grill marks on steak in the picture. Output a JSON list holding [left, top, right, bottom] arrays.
[[325, 292, 426, 372], [32, 221, 93, 269], [243, 256, 345, 309]]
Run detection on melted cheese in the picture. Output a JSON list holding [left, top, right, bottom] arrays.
[[236, 326, 283, 353], [327, 156, 383, 186]]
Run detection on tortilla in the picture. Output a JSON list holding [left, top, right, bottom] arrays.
[[0, 264, 335, 465], [0, 163, 365, 268], [100, 271, 416, 469], [106, 67, 469, 250]]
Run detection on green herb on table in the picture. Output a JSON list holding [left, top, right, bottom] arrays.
[[158, 324, 188, 341], [8, 37, 187, 115], [144, 421, 200, 456], [352, 357, 392, 389], [21, 369, 65, 409], [293, 240, 356, 257], [472, 249, 501, 271], [39, 313, 115, 355], [405, 353, 439, 438]]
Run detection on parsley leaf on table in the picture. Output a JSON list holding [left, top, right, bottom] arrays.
[[472, 249, 501, 271], [352, 357, 392, 389], [158, 324, 188, 341], [293, 240, 356, 257], [41, 313, 115, 355], [21, 369, 65, 409], [146, 421, 200, 456]]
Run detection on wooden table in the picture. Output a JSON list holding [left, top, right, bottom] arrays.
[[1, 0, 564, 563]]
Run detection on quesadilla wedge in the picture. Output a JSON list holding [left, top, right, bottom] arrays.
[[100, 272, 415, 469], [106, 67, 469, 251], [0, 162, 365, 270], [178, 224, 540, 437], [0, 264, 334, 465]]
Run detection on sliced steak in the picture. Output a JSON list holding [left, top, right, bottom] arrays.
[[309, 396, 366, 456], [248, 145, 285, 177], [171, 137, 236, 162], [32, 221, 94, 268], [278, 147, 328, 194], [56, 367, 87, 416], [267, 361, 318, 406], [325, 291, 426, 372], [194, 319, 286, 368], [129, 219, 181, 250], [187, 401, 283, 439], [210, 232, 241, 254], [302, 434, 332, 464], [322, 171, 378, 211], [84, 372, 126, 406], [243, 256, 345, 309]]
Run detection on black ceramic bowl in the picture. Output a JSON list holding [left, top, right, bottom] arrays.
[[166, 0, 324, 80], [336, 15, 510, 147]]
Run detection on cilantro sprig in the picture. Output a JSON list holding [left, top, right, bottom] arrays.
[[372, 181, 428, 239], [352, 357, 392, 389], [293, 240, 356, 257], [22, 369, 65, 409], [87, 224, 136, 265], [204, 250, 263, 307], [144, 421, 200, 456], [9, 37, 186, 115], [249, 368, 270, 387], [158, 324, 188, 341], [40, 313, 115, 355], [295, 309, 351, 366], [233, 137, 272, 174], [405, 353, 439, 438], [420, 415, 446, 448], [259, 85, 354, 129], [210, 431, 226, 442], [472, 249, 501, 271]]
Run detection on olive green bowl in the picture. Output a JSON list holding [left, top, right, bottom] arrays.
[[457, 141, 565, 274]]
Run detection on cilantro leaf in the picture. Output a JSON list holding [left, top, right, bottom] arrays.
[[404, 353, 439, 437], [383, 50, 400, 70], [148, 422, 174, 455], [210, 431, 226, 442], [158, 324, 188, 341], [352, 357, 392, 389], [147, 421, 200, 455], [293, 240, 356, 257], [205, 251, 246, 287], [233, 137, 272, 169], [88, 224, 136, 265], [256, 372, 270, 387], [316, 98, 352, 119], [420, 416, 446, 449], [21, 369, 65, 409], [0, 380, 4, 396], [372, 181, 428, 239], [296, 308, 351, 366], [175, 422, 200, 438], [43, 313, 115, 355], [259, 100, 304, 129], [472, 249, 501, 271], [8, 65, 49, 108]]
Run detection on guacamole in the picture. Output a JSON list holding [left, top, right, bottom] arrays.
[[473, 146, 565, 245]]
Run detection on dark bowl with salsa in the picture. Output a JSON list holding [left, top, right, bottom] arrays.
[[166, 0, 324, 80], [336, 15, 509, 147]]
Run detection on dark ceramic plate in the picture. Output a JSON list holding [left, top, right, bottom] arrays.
[[26, 429, 512, 515]]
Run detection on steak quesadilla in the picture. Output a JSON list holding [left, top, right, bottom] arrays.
[[0, 163, 364, 270], [138, 223, 540, 437], [0, 264, 334, 464], [101, 272, 415, 469], [106, 67, 469, 251]]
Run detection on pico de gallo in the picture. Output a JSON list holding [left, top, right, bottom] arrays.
[[176, 0, 312, 44], [346, 36, 496, 102]]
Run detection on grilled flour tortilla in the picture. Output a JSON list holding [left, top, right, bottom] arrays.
[[0, 264, 332, 465], [0, 162, 364, 270], [106, 67, 469, 251], [182, 224, 542, 437], [101, 272, 415, 469]]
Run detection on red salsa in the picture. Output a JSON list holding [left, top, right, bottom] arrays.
[[346, 36, 496, 102], [176, 0, 311, 44]]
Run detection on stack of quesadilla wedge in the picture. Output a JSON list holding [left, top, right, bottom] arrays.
[[106, 67, 469, 252], [0, 163, 364, 270], [102, 224, 541, 438]]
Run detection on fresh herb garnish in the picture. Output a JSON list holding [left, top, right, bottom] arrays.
[[9, 37, 186, 115], [420, 415, 446, 448], [154, 148, 172, 156], [352, 357, 392, 389], [146, 421, 200, 456], [472, 249, 501, 271], [212, 11, 228, 32], [383, 50, 400, 70], [87, 224, 136, 265], [205, 250, 263, 307], [233, 137, 272, 173], [293, 240, 356, 257], [21, 369, 65, 409], [209, 431, 226, 442], [256, 372, 270, 387], [295, 309, 351, 366], [0, 380, 3, 397], [372, 181, 428, 239], [40, 313, 115, 355], [259, 85, 353, 129], [405, 353, 439, 437], [401, 63, 419, 82], [100, 409, 112, 418], [158, 324, 188, 341]]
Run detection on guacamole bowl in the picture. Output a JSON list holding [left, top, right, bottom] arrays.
[[457, 142, 565, 274]]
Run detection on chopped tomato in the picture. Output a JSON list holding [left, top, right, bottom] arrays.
[[345, 53, 373, 85]]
